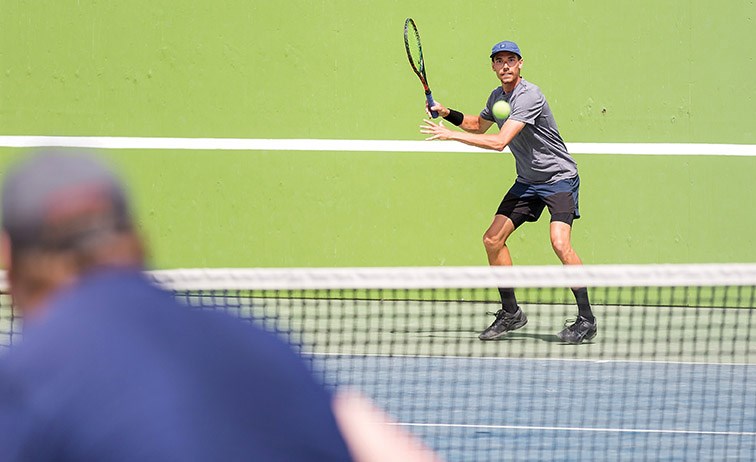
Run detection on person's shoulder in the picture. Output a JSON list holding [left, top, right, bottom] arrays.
[[510, 80, 545, 109], [516, 79, 544, 96], [13, 269, 175, 355], [40, 269, 173, 328], [488, 86, 505, 99], [52, 267, 165, 309], [194, 307, 300, 361]]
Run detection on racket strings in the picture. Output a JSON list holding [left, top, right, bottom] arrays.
[[404, 20, 425, 75]]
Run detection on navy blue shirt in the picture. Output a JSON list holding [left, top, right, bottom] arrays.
[[0, 268, 353, 461]]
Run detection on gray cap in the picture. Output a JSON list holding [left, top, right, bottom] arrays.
[[1, 151, 131, 250]]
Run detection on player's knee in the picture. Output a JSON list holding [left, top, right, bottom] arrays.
[[483, 233, 504, 252], [550, 236, 571, 256]]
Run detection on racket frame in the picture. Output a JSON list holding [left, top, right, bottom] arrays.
[[404, 18, 438, 118]]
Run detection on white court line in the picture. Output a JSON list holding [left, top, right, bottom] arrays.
[[306, 351, 754, 367], [392, 422, 756, 437], [0, 136, 755, 156]]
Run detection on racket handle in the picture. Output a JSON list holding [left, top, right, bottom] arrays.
[[426, 92, 439, 118]]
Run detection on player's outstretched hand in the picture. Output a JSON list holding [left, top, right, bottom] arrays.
[[425, 101, 450, 119], [420, 119, 453, 141]]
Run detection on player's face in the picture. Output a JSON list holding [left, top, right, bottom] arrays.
[[491, 52, 522, 86]]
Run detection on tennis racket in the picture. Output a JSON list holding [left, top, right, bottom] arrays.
[[404, 18, 438, 118]]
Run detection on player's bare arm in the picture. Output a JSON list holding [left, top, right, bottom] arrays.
[[458, 114, 494, 134], [426, 102, 493, 134], [420, 117, 525, 152]]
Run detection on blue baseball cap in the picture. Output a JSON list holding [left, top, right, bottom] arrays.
[[490, 41, 522, 59]]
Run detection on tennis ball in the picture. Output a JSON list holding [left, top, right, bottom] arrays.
[[492, 100, 511, 119]]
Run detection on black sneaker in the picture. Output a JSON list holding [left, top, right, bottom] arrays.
[[479, 308, 528, 340], [556, 316, 598, 344]]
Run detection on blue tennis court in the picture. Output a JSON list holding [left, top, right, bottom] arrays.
[[161, 267, 756, 460], [316, 355, 756, 461]]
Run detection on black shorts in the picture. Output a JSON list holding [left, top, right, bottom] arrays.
[[495, 176, 581, 228]]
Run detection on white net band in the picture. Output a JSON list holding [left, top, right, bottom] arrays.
[[145, 263, 756, 291]]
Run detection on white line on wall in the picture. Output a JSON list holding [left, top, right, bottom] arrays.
[[0, 136, 754, 156]]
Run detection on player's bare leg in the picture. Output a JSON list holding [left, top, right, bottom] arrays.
[[483, 214, 516, 266], [550, 221, 597, 343], [479, 214, 526, 340], [549, 221, 582, 265]]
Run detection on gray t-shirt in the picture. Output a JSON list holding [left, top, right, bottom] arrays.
[[480, 79, 577, 184]]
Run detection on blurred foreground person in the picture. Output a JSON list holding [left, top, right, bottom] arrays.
[[0, 151, 441, 462]]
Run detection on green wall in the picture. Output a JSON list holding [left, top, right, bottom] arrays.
[[1, 1, 754, 267]]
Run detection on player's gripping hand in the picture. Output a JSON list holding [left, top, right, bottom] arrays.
[[425, 101, 450, 119]]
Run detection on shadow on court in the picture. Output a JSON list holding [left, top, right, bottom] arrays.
[[403, 328, 593, 344]]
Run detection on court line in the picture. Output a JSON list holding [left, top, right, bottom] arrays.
[[392, 422, 756, 437], [0, 136, 755, 156], [306, 351, 754, 367]]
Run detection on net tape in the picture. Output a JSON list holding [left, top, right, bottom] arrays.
[[145, 263, 756, 291]]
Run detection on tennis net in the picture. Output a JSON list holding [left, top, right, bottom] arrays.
[[2, 264, 756, 460]]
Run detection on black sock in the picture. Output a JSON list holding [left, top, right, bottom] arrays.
[[498, 287, 519, 314], [571, 287, 594, 321]]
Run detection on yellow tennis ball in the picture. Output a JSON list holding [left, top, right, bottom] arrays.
[[492, 100, 511, 119]]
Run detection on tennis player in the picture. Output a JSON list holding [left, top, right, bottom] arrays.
[[0, 151, 441, 462], [420, 41, 597, 344]]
